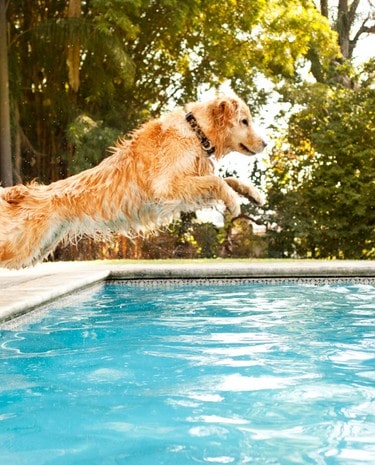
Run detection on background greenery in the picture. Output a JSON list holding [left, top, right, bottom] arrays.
[[1, 0, 374, 260]]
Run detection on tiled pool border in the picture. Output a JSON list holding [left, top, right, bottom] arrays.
[[109, 277, 375, 287], [0, 260, 374, 323]]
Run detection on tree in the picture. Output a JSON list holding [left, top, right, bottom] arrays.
[[335, 0, 375, 59], [309, 0, 375, 82], [5, 0, 339, 184], [265, 65, 375, 258], [0, 0, 12, 186], [4, 0, 352, 261], [260, 1, 375, 259], [6, 0, 138, 182]]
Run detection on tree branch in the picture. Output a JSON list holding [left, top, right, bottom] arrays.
[[232, 213, 264, 226], [363, 24, 375, 33], [348, 0, 361, 26], [350, 15, 375, 56]]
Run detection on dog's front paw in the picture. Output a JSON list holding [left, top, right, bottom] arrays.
[[252, 189, 266, 207], [228, 202, 241, 218], [224, 178, 266, 207], [241, 185, 266, 207]]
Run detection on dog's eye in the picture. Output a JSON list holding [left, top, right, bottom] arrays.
[[241, 119, 249, 126]]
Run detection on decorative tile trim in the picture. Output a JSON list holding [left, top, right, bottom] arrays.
[[109, 277, 375, 287]]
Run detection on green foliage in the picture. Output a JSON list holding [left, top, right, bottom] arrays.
[[67, 115, 121, 173], [7, 0, 340, 182], [266, 69, 375, 258], [256, 0, 339, 81], [8, 0, 365, 260], [191, 222, 221, 258]]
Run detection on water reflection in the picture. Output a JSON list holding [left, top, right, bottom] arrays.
[[0, 282, 374, 465]]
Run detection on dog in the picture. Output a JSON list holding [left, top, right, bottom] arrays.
[[0, 95, 267, 269]]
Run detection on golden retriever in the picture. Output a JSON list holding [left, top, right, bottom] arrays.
[[0, 95, 266, 269]]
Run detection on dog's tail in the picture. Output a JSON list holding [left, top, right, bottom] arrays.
[[0, 183, 68, 269], [1, 183, 29, 204]]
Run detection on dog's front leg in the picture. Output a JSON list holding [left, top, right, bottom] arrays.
[[168, 176, 241, 217], [224, 177, 265, 206]]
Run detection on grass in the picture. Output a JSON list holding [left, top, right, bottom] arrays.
[[98, 257, 320, 265]]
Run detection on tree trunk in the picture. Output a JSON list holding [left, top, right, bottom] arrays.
[[337, 0, 350, 58], [0, 0, 13, 187], [13, 103, 22, 184], [336, 0, 364, 59], [320, 0, 329, 18], [66, 0, 81, 93]]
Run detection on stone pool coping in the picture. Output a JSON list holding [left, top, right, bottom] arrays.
[[0, 260, 374, 323]]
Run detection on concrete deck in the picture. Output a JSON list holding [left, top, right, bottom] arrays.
[[0, 260, 374, 323]]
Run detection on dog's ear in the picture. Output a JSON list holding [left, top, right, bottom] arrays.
[[212, 98, 239, 128]]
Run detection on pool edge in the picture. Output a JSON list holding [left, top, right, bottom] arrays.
[[0, 263, 110, 323], [108, 261, 375, 280], [1, 260, 374, 323]]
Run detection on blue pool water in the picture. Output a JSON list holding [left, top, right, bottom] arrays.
[[0, 280, 375, 465]]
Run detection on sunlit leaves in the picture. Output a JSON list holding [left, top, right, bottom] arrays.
[[255, 0, 339, 80], [266, 76, 375, 258], [8, 0, 341, 189]]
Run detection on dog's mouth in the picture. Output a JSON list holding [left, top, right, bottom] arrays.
[[239, 143, 256, 155]]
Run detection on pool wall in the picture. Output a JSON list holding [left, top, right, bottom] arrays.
[[1, 260, 374, 323]]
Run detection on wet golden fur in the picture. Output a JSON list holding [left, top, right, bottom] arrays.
[[0, 95, 266, 269]]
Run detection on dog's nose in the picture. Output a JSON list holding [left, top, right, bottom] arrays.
[[261, 139, 268, 149]]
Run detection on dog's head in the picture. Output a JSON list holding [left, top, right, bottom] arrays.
[[211, 96, 267, 157]]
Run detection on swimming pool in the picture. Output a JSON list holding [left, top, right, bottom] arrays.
[[1, 280, 375, 465]]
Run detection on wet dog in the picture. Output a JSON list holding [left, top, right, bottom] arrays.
[[0, 95, 266, 269]]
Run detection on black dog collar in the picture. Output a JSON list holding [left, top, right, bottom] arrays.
[[185, 111, 215, 156]]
